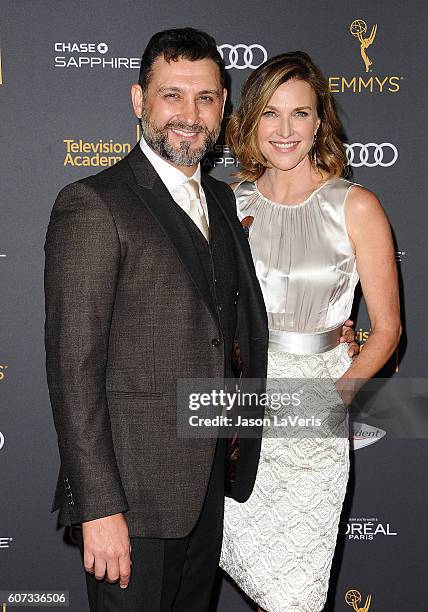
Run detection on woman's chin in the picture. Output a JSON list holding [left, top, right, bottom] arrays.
[[264, 157, 307, 172]]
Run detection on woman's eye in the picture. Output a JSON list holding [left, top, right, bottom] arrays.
[[295, 111, 309, 117], [262, 111, 276, 117]]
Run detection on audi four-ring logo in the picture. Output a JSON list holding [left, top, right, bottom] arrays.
[[346, 143, 398, 167], [217, 44, 268, 69]]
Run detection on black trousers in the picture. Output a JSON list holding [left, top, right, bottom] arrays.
[[75, 437, 227, 612]]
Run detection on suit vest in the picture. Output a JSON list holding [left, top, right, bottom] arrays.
[[174, 186, 239, 378]]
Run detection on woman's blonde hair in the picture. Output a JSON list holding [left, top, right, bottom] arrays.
[[227, 51, 347, 182]]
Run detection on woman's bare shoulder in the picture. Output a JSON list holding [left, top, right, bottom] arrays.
[[345, 184, 391, 241], [346, 184, 382, 212]]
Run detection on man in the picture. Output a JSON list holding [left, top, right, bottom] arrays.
[[45, 28, 268, 612], [45, 27, 357, 611]]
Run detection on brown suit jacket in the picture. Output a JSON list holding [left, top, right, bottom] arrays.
[[44, 145, 268, 537]]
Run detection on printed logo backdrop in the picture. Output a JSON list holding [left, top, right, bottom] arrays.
[[1, 1, 426, 610]]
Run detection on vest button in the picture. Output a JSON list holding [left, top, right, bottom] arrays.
[[218, 304, 222, 311], [211, 338, 221, 347]]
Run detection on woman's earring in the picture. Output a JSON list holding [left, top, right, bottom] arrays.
[[312, 132, 318, 166]]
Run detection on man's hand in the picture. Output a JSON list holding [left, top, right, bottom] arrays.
[[340, 319, 359, 359], [82, 513, 131, 589]]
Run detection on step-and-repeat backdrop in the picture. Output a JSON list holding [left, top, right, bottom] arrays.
[[1, 1, 426, 610]]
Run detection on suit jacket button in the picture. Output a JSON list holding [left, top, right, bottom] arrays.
[[211, 338, 221, 347]]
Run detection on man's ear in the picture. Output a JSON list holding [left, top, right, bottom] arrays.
[[131, 84, 144, 119]]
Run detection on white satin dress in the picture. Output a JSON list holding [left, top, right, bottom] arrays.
[[220, 179, 359, 612]]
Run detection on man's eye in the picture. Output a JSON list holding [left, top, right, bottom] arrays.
[[199, 96, 214, 102], [164, 93, 179, 99]]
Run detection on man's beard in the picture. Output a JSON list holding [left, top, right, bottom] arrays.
[[140, 110, 220, 166]]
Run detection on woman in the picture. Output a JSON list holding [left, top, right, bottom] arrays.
[[220, 52, 401, 612]]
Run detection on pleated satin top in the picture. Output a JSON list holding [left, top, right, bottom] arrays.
[[235, 178, 359, 333]]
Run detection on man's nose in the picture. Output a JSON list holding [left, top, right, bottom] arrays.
[[179, 98, 200, 125]]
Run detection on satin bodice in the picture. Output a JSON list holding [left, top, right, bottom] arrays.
[[236, 178, 359, 333]]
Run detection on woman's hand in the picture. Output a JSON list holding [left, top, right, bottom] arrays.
[[340, 319, 359, 358]]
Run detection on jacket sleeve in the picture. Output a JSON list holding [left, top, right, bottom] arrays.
[[44, 181, 129, 524]]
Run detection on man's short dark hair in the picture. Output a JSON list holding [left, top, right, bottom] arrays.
[[138, 27, 226, 91]]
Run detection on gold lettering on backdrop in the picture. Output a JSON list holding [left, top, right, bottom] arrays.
[[358, 77, 373, 92], [388, 76, 400, 92], [375, 76, 388, 92], [327, 76, 402, 94], [355, 329, 370, 352], [343, 76, 357, 92], [63, 139, 132, 166]]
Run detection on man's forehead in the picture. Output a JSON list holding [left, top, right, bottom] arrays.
[[150, 55, 222, 87]]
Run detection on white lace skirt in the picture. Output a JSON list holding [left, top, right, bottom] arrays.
[[220, 342, 352, 612]]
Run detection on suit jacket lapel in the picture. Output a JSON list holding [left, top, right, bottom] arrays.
[[125, 146, 218, 322]]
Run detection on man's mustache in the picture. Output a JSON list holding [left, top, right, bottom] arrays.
[[165, 122, 206, 133]]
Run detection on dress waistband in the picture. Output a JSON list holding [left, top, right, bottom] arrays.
[[268, 325, 342, 355]]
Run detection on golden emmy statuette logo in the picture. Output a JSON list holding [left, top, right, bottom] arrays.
[[350, 19, 377, 73], [345, 589, 372, 611]]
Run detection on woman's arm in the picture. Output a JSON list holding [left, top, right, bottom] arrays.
[[338, 185, 401, 398]]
